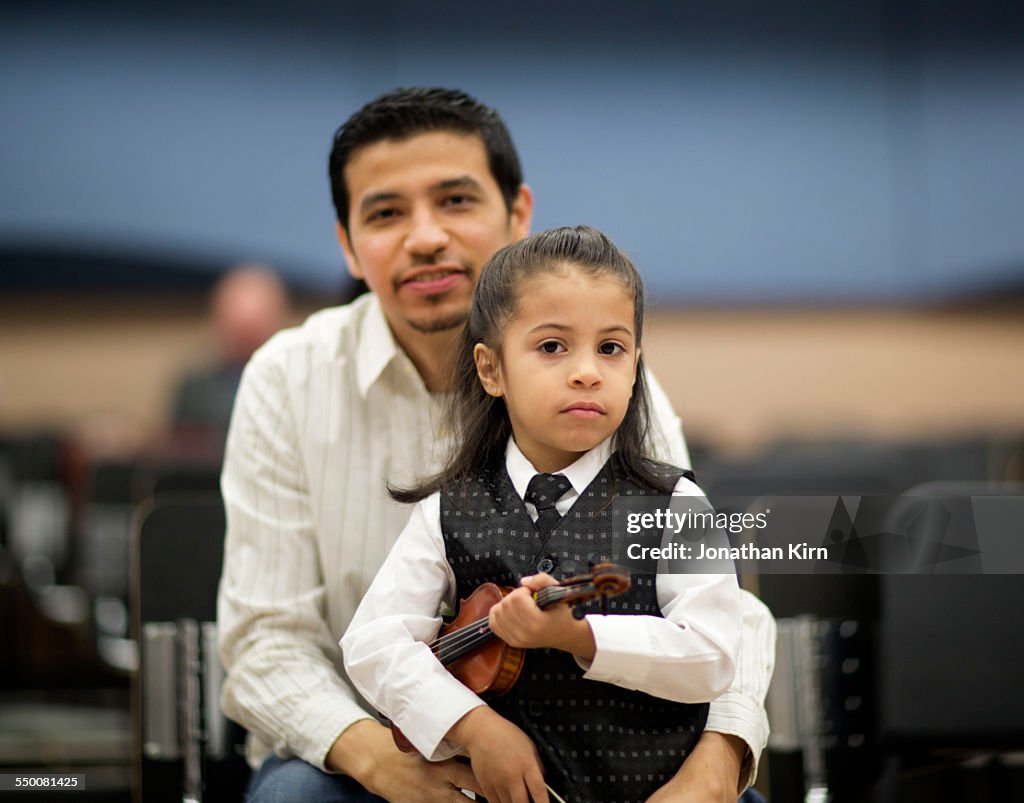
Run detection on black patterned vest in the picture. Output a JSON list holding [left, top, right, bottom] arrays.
[[440, 455, 707, 803]]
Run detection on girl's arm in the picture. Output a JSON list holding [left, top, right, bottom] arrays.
[[489, 475, 742, 703], [581, 474, 742, 701], [340, 494, 486, 760]]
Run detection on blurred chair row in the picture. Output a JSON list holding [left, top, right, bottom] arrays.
[[0, 431, 227, 802], [698, 437, 1024, 803], [2, 428, 1023, 801]]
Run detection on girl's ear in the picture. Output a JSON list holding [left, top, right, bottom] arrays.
[[474, 343, 503, 397]]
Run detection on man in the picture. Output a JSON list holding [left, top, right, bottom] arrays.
[[170, 264, 290, 435], [218, 87, 774, 802]]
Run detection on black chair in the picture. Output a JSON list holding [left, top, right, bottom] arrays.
[[131, 493, 248, 803], [873, 482, 1024, 802], [705, 442, 897, 802], [0, 437, 132, 799], [761, 479, 1024, 803]]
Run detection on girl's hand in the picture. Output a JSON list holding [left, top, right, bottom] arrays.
[[488, 574, 596, 661], [448, 707, 548, 803]]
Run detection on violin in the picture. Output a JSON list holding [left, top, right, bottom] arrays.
[[392, 562, 630, 752]]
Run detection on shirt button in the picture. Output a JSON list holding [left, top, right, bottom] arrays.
[[536, 557, 555, 574]]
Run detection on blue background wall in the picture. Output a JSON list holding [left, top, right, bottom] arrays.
[[2, 0, 1023, 301]]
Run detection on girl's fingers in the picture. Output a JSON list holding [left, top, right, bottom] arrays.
[[519, 573, 557, 590]]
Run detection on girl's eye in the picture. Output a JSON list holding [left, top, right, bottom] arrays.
[[599, 342, 625, 356], [539, 341, 565, 354]]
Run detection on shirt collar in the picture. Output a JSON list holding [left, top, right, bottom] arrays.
[[505, 435, 614, 503], [355, 295, 405, 398]]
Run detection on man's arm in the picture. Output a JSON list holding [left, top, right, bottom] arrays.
[[217, 330, 487, 801], [647, 594, 775, 800], [644, 367, 777, 791], [685, 591, 776, 794], [328, 720, 481, 801], [217, 348, 371, 769], [645, 732, 747, 802]]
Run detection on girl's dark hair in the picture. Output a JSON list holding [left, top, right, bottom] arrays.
[[391, 225, 674, 504]]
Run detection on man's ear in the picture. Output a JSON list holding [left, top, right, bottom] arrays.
[[336, 221, 364, 280], [508, 184, 534, 243], [474, 343, 503, 397]]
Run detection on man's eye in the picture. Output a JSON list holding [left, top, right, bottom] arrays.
[[443, 194, 473, 207], [599, 342, 625, 355], [539, 341, 564, 354], [367, 208, 398, 223]]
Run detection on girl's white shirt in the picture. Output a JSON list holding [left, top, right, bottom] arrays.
[[342, 436, 742, 761]]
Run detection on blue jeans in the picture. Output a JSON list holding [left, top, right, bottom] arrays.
[[246, 755, 385, 803], [247, 754, 767, 802]]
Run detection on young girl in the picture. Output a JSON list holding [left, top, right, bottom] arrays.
[[342, 226, 741, 803]]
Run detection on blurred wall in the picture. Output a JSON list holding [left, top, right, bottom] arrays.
[[2, 0, 1023, 301], [1, 293, 1021, 452], [2, 1, 1022, 448], [643, 302, 1024, 452], [0, 292, 320, 446]]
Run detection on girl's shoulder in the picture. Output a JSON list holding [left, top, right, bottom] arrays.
[[642, 456, 694, 481], [609, 453, 695, 494]]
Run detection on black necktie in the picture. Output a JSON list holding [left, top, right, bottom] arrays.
[[525, 473, 572, 534]]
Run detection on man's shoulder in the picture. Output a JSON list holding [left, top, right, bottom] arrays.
[[250, 293, 376, 369]]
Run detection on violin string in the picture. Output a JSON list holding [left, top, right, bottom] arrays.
[[432, 616, 489, 648], [436, 635, 487, 664], [432, 617, 490, 655], [436, 625, 502, 664], [430, 585, 570, 655], [433, 630, 489, 661], [431, 582, 598, 655], [431, 589, 562, 655], [430, 582, 601, 664], [432, 616, 512, 663]]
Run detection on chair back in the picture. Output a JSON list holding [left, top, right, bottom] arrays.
[[132, 493, 248, 803]]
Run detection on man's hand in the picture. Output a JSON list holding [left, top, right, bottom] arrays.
[[489, 573, 596, 661], [448, 707, 548, 803], [645, 731, 747, 802], [327, 719, 481, 802]]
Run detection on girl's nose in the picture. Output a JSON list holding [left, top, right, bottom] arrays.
[[570, 356, 602, 387], [404, 208, 450, 256]]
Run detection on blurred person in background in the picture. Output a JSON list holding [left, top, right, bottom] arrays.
[[170, 264, 290, 435], [217, 87, 774, 803]]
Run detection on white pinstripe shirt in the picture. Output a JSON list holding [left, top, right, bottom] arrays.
[[217, 293, 773, 787]]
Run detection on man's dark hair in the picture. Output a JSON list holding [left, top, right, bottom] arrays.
[[329, 87, 524, 233]]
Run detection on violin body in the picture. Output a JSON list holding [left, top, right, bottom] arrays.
[[441, 583, 526, 696], [390, 563, 629, 753], [391, 582, 524, 753]]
